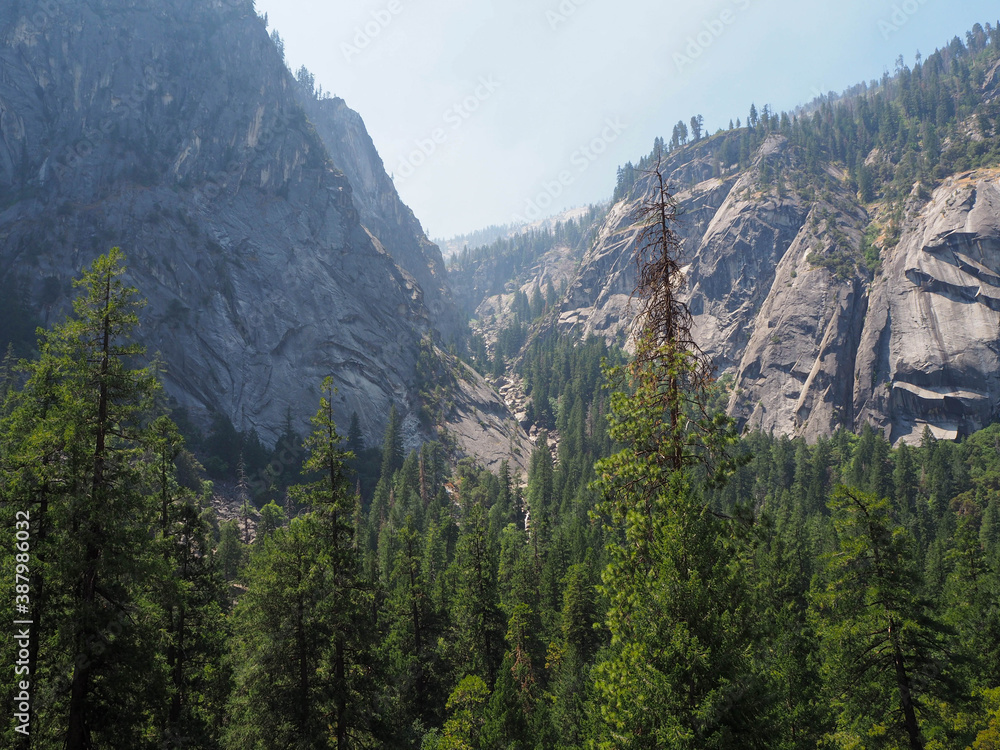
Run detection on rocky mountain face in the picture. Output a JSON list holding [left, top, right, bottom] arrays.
[[432, 348, 532, 473], [4, 3, 996, 466], [548, 133, 1000, 444], [854, 170, 1000, 443], [294, 91, 461, 342], [0, 0, 524, 463], [441, 33, 1000, 449]]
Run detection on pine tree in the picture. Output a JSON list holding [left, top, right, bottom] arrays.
[[894, 443, 920, 532], [217, 519, 246, 582], [810, 487, 962, 750], [381, 404, 404, 482], [452, 481, 504, 686], [292, 377, 374, 747], [690, 114, 704, 141], [149, 417, 231, 748], [382, 514, 441, 736], [591, 166, 754, 747], [858, 162, 875, 202], [486, 597, 557, 748], [66, 250, 168, 748], [1, 340, 63, 748], [227, 379, 379, 748], [257, 500, 286, 538], [943, 499, 1000, 689], [1, 249, 179, 748], [525, 436, 554, 556], [432, 675, 490, 750], [347, 411, 364, 455], [226, 516, 333, 748], [550, 562, 601, 746]]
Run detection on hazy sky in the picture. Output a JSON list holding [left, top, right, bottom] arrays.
[[254, 0, 999, 239]]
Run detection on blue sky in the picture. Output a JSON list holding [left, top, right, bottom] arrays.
[[254, 0, 999, 239]]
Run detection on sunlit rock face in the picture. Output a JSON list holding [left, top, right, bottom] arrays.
[[855, 171, 1000, 444], [556, 132, 1000, 444]]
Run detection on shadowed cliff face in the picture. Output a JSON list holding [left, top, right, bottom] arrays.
[[0, 0, 433, 446], [294, 91, 462, 343], [553, 134, 1000, 444]]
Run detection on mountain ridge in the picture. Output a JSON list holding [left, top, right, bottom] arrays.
[[0, 0, 529, 467], [452, 25, 1000, 445]]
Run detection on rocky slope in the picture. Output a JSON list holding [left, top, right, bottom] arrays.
[[295, 90, 461, 341], [0, 0, 525, 463], [550, 137, 1000, 444], [854, 170, 1000, 443], [438, 353, 532, 474], [469, 240, 582, 344]]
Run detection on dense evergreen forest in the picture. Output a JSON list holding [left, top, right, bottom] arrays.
[[4, 224, 1000, 749]]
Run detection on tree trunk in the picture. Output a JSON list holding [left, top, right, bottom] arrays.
[[297, 592, 310, 738], [891, 625, 924, 750], [409, 559, 422, 656], [168, 607, 185, 727], [65, 565, 97, 750], [67, 275, 112, 750], [335, 635, 347, 749]]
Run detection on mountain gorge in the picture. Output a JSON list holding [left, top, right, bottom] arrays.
[[2, 0, 1000, 463]]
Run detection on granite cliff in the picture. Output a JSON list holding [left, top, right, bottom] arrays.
[[449, 31, 1000, 445], [548, 132, 1000, 444], [294, 89, 461, 342], [854, 170, 1000, 443], [0, 0, 527, 465]]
